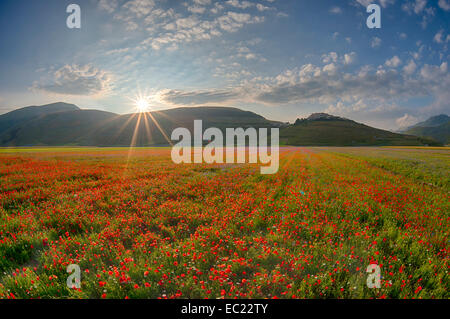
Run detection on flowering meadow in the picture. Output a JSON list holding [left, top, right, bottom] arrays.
[[0, 147, 448, 299]]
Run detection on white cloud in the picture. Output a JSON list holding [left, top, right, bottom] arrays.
[[403, 60, 417, 75], [211, 2, 224, 14], [276, 12, 288, 18], [33, 65, 113, 96], [344, 52, 357, 65], [420, 62, 448, 79], [225, 0, 254, 9], [396, 113, 418, 128], [325, 99, 368, 115], [256, 4, 270, 11], [385, 56, 402, 68], [371, 37, 382, 48], [98, 0, 118, 13], [329, 6, 342, 14], [194, 0, 212, 5], [253, 66, 431, 105], [355, 0, 395, 8], [414, 0, 427, 14], [402, 0, 426, 14], [188, 6, 207, 14], [112, 0, 158, 30], [438, 0, 450, 11], [322, 52, 338, 63], [301, 64, 322, 77], [234, 45, 266, 62], [402, 1, 436, 28], [149, 54, 449, 130], [433, 29, 449, 43], [156, 59, 449, 108], [418, 62, 450, 115], [134, 8, 265, 51], [323, 63, 337, 75], [122, 0, 155, 18], [421, 7, 436, 29], [157, 88, 242, 105], [216, 12, 263, 32]]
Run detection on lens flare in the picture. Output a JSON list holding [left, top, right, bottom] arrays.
[[136, 98, 150, 113]]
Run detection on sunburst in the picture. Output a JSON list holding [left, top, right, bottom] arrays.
[[134, 97, 150, 113]]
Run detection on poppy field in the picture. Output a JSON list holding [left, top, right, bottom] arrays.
[[0, 147, 448, 299]]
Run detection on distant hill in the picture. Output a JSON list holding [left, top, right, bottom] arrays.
[[0, 102, 79, 136], [280, 113, 440, 146], [402, 114, 449, 145], [0, 103, 441, 147], [0, 109, 117, 146], [407, 114, 449, 128], [0, 104, 280, 146]]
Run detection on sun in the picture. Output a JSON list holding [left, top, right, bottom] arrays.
[[136, 98, 150, 113]]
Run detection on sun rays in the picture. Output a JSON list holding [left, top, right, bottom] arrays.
[[121, 90, 174, 170], [136, 98, 150, 113]]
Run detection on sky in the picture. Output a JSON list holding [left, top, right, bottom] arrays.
[[0, 0, 449, 130]]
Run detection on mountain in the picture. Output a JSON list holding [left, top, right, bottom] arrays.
[[0, 102, 79, 136], [0, 109, 117, 146], [304, 113, 346, 121], [402, 115, 449, 144], [280, 113, 440, 146], [407, 114, 449, 128], [0, 103, 441, 147], [0, 104, 280, 146]]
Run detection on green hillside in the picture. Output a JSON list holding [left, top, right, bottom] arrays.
[[403, 115, 449, 144], [0, 110, 117, 146], [0, 102, 79, 135], [0, 103, 440, 147], [0, 104, 279, 146], [280, 114, 440, 146]]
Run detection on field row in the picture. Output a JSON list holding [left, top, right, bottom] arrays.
[[0, 147, 448, 298]]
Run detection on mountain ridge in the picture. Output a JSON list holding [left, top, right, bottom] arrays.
[[0, 102, 79, 136], [402, 114, 449, 144], [406, 114, 449, 129], [0, 102, 441, 147]]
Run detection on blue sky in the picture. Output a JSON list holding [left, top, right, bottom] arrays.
[[0, 0, 449, 129]]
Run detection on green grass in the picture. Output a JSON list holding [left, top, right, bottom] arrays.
[[280, 120, 441, 146], [0, 147, 448, 299], [321, 147, 450, 189]]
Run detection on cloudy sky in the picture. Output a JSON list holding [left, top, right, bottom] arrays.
[[0, 0, 449, 129]]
